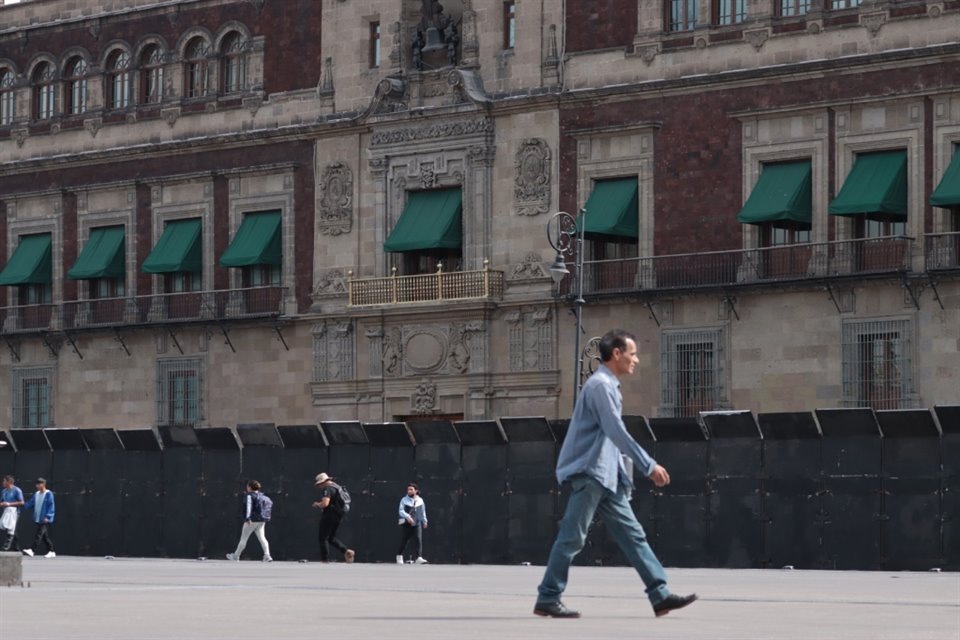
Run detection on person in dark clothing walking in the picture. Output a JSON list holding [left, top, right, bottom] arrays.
[[312, 473, 355, 563], [396, 483, 428, 564]]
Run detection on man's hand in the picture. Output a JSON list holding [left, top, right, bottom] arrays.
[[406, 516, 415, 526], [42, 518, 49, 524], [311, 501, 322, 509], [422, 522, 428, 530], [648, 465, 670, 487]]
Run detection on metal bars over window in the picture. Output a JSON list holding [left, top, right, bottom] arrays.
[[11, 366, 54, 429], [157, 357, 204, 427], [841, 318, 914, 410], [660, 328, 725, 418]]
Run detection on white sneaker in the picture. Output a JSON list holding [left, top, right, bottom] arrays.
[[45, 551, 56, 558], [226, 553, 237, 561], [414, 557, 428, 564], [396, 555, 404, 564], [262, 556, 272, 562], [22, 549, 34, 557]]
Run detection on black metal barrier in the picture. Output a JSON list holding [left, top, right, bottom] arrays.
[[0, 409, 955, 570]]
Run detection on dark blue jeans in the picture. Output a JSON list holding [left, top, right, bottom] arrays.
[[537, 475, 670, 606]]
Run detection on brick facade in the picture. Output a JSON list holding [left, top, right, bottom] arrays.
[[565, 0, 637, 53]]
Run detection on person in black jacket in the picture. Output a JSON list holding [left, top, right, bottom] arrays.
[[312, 473, 355, 563], [226, 480, 272, 562]]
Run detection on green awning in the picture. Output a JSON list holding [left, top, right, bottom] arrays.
[[0, 233, 52, 286], [67, 226, 125, 280], [737, 160, 812, 225], [219, 211, 281, 268], [930, 147, 960, 208], [829, 150, 907, 217], [580, 177, 639, 239], [384, 189, 462, 252], [142, 218, 202, 274]]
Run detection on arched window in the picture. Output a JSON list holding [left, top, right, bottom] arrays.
[[140, 45, 164, 104], [106, 50, 131, 110], [220, 32, 246, 94], [183, 37, 209, 99], [0, 69, 15, 126], [32, 62, 56, 120], [64, 57, 88, 116]]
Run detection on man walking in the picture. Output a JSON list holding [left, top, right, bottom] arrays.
[[312, 473, 355, 563], [226, 480, 272, 562], [0, 475, 24, 551], [21, 478, 56, 558], [534, 329, 697, 618], [396, 483, 428, 565]]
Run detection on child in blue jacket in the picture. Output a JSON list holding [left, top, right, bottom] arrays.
[[22, 478, 55, 558]]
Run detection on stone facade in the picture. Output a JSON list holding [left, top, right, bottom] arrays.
[[0, 0, 957, 429]]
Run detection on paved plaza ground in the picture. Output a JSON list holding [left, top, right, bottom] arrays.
[[0, 556, 957, 640]]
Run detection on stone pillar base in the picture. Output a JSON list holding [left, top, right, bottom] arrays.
[[0, 551, 23, 587]]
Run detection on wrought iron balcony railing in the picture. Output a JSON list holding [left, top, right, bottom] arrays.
[[559, 236, 914, 296], [0, 286, 286, 335], [925, 231, 960, 271], [348, 261, 504, 307]]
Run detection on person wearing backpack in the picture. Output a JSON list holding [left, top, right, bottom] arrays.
[[312, 473, 355, 564], [226, 480, 272, 562]]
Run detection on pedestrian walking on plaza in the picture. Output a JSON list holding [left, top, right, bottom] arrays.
[[226, 480, 273, 562], [21, 478, 56, 558], [396, 483, 428, 564], [312, 473, 355, 563], [533, 329, 697, 619], [0, 475, 24, 551]]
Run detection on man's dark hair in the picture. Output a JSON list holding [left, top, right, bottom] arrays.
[[247, 480, 261, 491], [2, 475, 13, 483], [598, 329, 636, 362]]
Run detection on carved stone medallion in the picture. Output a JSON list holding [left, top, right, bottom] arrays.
[[514, 138, 551, 216]]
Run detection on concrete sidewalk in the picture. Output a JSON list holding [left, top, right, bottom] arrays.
[[0, 557, 957, 640]]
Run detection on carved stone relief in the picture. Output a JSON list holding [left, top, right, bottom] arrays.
[[514, 138, 551, 216], [313, 268, 347, 296], [507, 252, 549, 281], [507, 307, 553, 373], [318, 162, 353, 235], [411, 379, 438, 415], [370, 322, 486, 378], [371, 118, 494, 146], [312, 320, 355, 382]]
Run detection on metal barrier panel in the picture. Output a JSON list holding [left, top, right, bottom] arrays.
[[501, 417, 557, 565], [455, 421, 508, 564], [277, 426, 328, 561], [159, 428, 203, 558], [196, 428, 242, 560], [117, 430, 163, 557], [876, 410, 941, 570], [43, 429, 88, 556], [84, 429, 125, 557], [702, 412, 763, 568], [322, 422, 370, 563], [238, 424, 284, 560], [935, 406, 960, 570], [816, 409, 882, 569], [758, 412, 821, 569], [648, 418, 710, 567], [407, 420, 462, 564], [365, 423, 416, 562]]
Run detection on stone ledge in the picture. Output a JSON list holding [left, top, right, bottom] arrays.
[[0, 551, 23, 587]]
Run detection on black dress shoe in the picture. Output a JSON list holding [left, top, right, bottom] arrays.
[[533, 601, 581, 618], [653, 593, 698, 617]]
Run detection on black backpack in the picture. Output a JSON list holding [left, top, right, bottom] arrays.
[[331, 483, 352, 513]]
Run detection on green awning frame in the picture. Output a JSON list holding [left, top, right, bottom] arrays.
[[219, 211, 282, 268], [829, 150, 908, 217], [384, 189, 462, 252], [0, 233, 52, 286], [580, 177, 639, 239], [930, 146, 960, 208], [142, 218, 202, 274], [737, 160, 812, 226], [67, 226, 125, 280]]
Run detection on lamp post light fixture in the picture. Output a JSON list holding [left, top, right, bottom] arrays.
[[547, 208, 587, 411]]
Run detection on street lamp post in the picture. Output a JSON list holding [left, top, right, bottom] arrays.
[[547, 208, 587, 412]]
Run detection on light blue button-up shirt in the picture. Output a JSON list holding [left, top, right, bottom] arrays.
[[555, 364, 657, 493]]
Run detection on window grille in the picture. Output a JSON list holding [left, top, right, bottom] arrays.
[[841, 318, 914, 410], [11, 367, 54, 429], [661, 328, 726, 418], [157, 357, 204, 427]]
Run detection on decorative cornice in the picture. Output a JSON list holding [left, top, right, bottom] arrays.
[[371, 118, 494, 146]]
